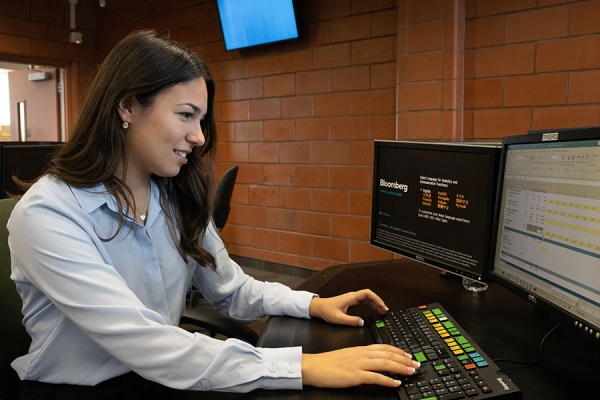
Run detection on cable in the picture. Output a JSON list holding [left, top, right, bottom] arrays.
[[492, 321, 562, 367]]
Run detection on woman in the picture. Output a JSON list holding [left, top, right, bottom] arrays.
[[8, 30, 419, 398]]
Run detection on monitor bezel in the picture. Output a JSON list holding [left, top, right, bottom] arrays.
[[370, 140, 501, 283], [489, 126, 600, 343], [216, 0, 301, 51]]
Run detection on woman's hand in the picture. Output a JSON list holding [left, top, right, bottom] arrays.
[[302, 344, 420, 388], [309, 289, 388, 326]]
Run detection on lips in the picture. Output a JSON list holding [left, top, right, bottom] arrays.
[[174, 150, 187, 158]]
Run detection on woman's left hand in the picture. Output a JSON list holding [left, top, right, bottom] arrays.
[[309, 289, 389, 327]]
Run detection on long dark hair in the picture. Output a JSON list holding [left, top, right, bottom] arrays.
[[47, 30, 218, 269]]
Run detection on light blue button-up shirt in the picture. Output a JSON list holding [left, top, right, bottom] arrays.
[[8, 175, 315, 392]]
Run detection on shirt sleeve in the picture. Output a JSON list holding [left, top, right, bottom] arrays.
[[192, 224, 316, 323], [7, 182, 309, 392]]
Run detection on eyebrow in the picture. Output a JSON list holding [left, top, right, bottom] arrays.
[[179, 103, 203, 114]]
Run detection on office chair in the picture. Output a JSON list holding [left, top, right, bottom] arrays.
[[0, 197, 30, 400], [212, 165, 238, 231]]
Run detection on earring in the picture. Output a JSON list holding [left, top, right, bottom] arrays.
[[122, 121, 129, 129]]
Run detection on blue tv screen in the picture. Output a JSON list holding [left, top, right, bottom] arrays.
[[217, 0, 299, 51]]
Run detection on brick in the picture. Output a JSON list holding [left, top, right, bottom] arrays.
[[407, 81, 442, 110], [0, 16, 13, 34], [504, 73, 567, 106], [465, 15, 504, 49], [569, 70, 600, 104], [279, 142, 311, 164], [309, 20, 332, 46], [332, 215, 370, 240], [371, 62, 396, 89], [221, 225, 251, 247], [477, 0, 537, 16], [236, 164, 263, 185], [263, 164, 294, 186], [464, 78, 503, 109], [532, 106, 600, 130], [349, 141, 375, 165], [372, 9, 397, 37], [30, 3, 64, 24], [350, 240, 394, 263], [571, 0, 600, 36], [281, 96, 314, 118], [216, 142, 248, 163], [218, 58, 248, 81], [265, 209, 296, 231], [407, 21, 443, 53], [330, 166, 371, 190], [352, 89, 395, 115], [295, 165, 330, 188], [475, 44, 535, 77], [442, 110, 464, 140], [350, 191, 372, 216], [279, 187, 312, 210], [263, 74, 294, 98], [0, 0, 30, 18], [352, 36, 395, 64], [314, 92, 351, 117], [248, 185, 280, 207], [263, 119, 294, 141], [296, 118, 330, 141], [331, 14, 371, 43], [0, 33, 31, 55], [249, 228, 280, 251], [371, 115, 396, 140], [443, 79, 463, 110], [312, 141, 350, 165], [248, 142, 279, 163], [407, 51, 444, 82], [220, 100, 249, 122], [216, 122, 234, 142], [247, 53, 279, 77], [537, 36, 600, 72], [313, 190, 350, 213], [279, 231, 313, 257], [473, 108, 532, 139], [249, 98, 279, 120], [307, 0, 351, 20], [296, 211, 331, 236], [279, 48, 312, 73], [331, 65, 370, 92], [351, 0, 394, 14], [407, 0, 443, 24], [228, 205, 264, 227], [31, 39, 66, 60], [330, 116, 370, 140], [313, 237, 350, 263], [234, 121, 262, 141], [295, 69, 331, 94], [505, 6, 569, 44], [407, 111, 442, 139], [234, 77, 262, 100]]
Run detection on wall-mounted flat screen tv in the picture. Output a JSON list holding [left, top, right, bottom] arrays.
[[216, 0, 300, 51]]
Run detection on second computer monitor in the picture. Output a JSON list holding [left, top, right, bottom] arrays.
[[370, 141, 501, 282]]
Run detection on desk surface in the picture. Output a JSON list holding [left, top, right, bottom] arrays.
[[245, 260, 599, 400]]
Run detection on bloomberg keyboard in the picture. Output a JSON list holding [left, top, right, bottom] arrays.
[[367, 303, 522, 400]]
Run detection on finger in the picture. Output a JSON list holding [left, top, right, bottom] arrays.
[[360, 371, 402, 388], [334, 314, 364, 327], [354, 289, 389, 313]]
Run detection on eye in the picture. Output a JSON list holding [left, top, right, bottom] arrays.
[[180, 112, 193, 119]]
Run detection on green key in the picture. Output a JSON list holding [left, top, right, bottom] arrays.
[[443, 321, 455, 329], [434, 364, 446, 371], [456, 336, 468, 344], [414, 352, 427, 363], [432, 308, 443, 315], [422, 397, 437, 400], [376, 321, 385, 328], [457, 355, 469, 361]]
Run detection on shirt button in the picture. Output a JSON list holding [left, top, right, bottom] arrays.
[[269, 364, 277, 373], [287, 365, 295, 373]]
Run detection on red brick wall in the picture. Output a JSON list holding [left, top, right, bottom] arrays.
[[4, 0, 600, 272]]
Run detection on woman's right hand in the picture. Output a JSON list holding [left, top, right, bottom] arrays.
[[301, 344, 420, 388]]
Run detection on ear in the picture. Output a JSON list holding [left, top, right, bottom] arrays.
[[117, 96, 135, 122]]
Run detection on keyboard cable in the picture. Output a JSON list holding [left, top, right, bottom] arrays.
[[491, 321, 562, 367]]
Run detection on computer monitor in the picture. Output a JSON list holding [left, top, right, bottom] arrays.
[[370, 141, 501, 283], [1, 143, 62, 198], [490, 128, 600, 343]]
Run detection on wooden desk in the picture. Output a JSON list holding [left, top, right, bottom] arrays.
[[244, 260, 599, 399]]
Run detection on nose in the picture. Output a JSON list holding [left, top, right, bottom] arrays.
[[187, 123, 206, 147]]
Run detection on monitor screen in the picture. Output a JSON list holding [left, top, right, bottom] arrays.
[[490, 128, 600, 342], [370, 141, 501, 282], [1, 143, 62, 198], [217, 0, 300, 51]]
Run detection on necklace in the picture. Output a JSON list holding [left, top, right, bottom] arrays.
[[136, 182, 151, 223]]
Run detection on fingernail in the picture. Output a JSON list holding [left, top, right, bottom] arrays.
[[406, 367, 415, 374], [412, 361, 421, 368], [394, 380, 402, 386], [405, 352, 413, 359], [358, 319, 364, 327]]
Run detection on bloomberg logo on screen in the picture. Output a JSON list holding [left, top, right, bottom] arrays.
[[380, 179, 408, 193]]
